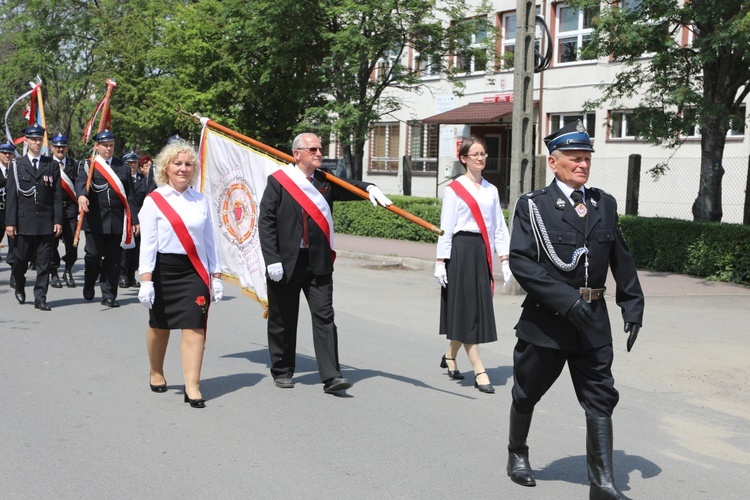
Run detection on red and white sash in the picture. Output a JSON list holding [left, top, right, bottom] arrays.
[[93, 155, 134, 249], [447, 178, 493, 289], [272, 165, 334, 251], [59, 165, 76, 202], [148, 191, 210, 290]]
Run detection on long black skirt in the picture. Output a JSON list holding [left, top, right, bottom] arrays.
[[439, 232, 497, 344], [149, 253, 210, 330]]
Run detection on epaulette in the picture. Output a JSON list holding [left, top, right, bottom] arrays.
[[588, 187, 614, 200], [523, 188, 547, 199]]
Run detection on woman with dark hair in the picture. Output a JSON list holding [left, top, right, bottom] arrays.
[[138, 141, 222, 408], [435, 136, 511, 394]]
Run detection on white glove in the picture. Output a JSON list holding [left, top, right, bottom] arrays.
[[138, 281, 155, 309], [434, 262, 448, 288], [502, 260, 512, 287], [267, 262, 283, 282], [211, 277, 223, 303], [367, 185, 393, 207]]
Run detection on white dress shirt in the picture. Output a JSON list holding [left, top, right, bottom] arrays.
[[555, 179, 586, 205], [436, 175, 510, 259], [138, 184, 221, 275]]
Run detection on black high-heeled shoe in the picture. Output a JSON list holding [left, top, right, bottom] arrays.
[[440, 354, 465, 380], [474, 372, 495, 394], [150, 378, 167, 393], [184, 388, 206, 408]]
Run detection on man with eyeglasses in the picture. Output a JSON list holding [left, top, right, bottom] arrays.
[[259, 132, 392, 394], [5, 125, 63, 311], [0, 141, 17, 270], [505, 120, 644, 498], [49, 133, 79, 288]]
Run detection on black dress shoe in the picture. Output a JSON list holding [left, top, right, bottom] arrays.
[[34, 301, 51, 311], [274, 377, 294, 388], [118, 276, 129, 288], [150, 379, 168, 393], [440, 354, 465, 380], [128, 279, 139, 287], [50, 270, 63, 288], [83, 286, 95, 301], [323, 377, 352, 393], [63, 270, 77, 288], [15, 289, 26, 304], [474, 372, 495, 394], [184, 388, 206, 408], [101, 298, 120, 308]]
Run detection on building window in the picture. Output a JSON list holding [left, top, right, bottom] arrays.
[[456, 20, 488, 74], [550, 113, 597, 138], [415, 37, 440, 78], [369, 122, 400, 172], [609, 111, 650, 139], [408, 123, 438, 172], [556, 4, 598, 64], [500, 10, 541, 71], [682, 106, 746, 138]]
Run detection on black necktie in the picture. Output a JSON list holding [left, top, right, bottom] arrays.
[[571, 190, 587, 218], [32, 158, 38, 173]]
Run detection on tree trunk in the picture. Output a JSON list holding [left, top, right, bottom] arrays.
[[692, 117, 727, 222], [351, 136, 366, 181]]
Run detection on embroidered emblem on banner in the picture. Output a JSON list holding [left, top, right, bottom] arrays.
[[218, 180, 257, 246]]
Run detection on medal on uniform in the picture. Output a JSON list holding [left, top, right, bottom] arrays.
[[575, 203, 587, 217]]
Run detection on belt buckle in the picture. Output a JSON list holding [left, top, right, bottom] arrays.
[[579, 287, 592, 303]]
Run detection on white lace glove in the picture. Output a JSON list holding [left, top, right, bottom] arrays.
[[138, 281, 155, 309], [434, 262, 448, 288], [267, 262, 283, 282], [502, 260, 512, 287], [366, 185, 393, 207], [211, 277, 223, 303]]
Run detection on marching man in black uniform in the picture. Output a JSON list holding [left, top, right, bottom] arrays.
[[76, 130, 138, 307], [49, 133, 79, 288], [506, 121, 645, 499], [5, 125, 63, 311], [0, 141, 15, 266]]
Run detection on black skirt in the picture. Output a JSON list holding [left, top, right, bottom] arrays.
[[149, 253, 210, 330], [439, 232, 497, 344]]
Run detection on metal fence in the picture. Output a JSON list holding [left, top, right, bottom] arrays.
[[586, 156, 749, 224]]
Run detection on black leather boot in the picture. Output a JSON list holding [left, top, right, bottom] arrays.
[[50, 268, 63, 288], [64, 269, 77, 288], [507, 406, 536, 486], [587, 417, 629, 499]]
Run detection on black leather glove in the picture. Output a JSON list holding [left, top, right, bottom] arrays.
[[566, 298, 595, 332], [624, 322, 641, 352]]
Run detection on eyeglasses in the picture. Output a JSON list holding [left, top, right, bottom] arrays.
[[297, 147, 323, 154], [464, 152, 487, 159]]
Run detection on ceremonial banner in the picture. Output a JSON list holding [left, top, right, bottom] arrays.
[[197, 126, 285, 308]]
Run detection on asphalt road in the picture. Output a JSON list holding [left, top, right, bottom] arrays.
[[1, 254, 749, 499]]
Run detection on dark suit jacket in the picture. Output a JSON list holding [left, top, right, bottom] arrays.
[[58, 157, 78, 220], [259, 168, 371, 280], [75, 156, 138, 234], [509, 181, 644, 350], [131, 172, 150, 215], [6, 155, 63, 235]]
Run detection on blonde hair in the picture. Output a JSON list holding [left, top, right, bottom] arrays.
[[153, 141, 199, 187]]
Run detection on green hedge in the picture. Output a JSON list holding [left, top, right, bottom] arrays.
[[619, 216, 750, 285], [335, 196, 750, 286]]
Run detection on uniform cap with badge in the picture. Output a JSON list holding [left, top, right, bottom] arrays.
[[93, 129, 115, 143], [0, 141, 16, 153], [23, 125, 46, 138], [544, 120, 594, 154], [50, 133, 69, 147]]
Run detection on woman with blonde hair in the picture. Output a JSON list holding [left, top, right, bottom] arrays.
[[138, 140, 222, 408]]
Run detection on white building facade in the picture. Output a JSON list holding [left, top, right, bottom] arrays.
[[355, 0, 750, 223]]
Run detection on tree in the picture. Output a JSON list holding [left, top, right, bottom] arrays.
[[298, 0, 494, 180], [568, 0, 750, 222]]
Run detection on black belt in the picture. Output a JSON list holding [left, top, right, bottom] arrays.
[[580, 287, 606, 303]]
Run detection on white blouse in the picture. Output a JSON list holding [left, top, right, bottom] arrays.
[[138, 185, 221, 276], [436, 175, 510, 259]]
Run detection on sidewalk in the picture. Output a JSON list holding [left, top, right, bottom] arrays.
[[336, 233, 750, 297]]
